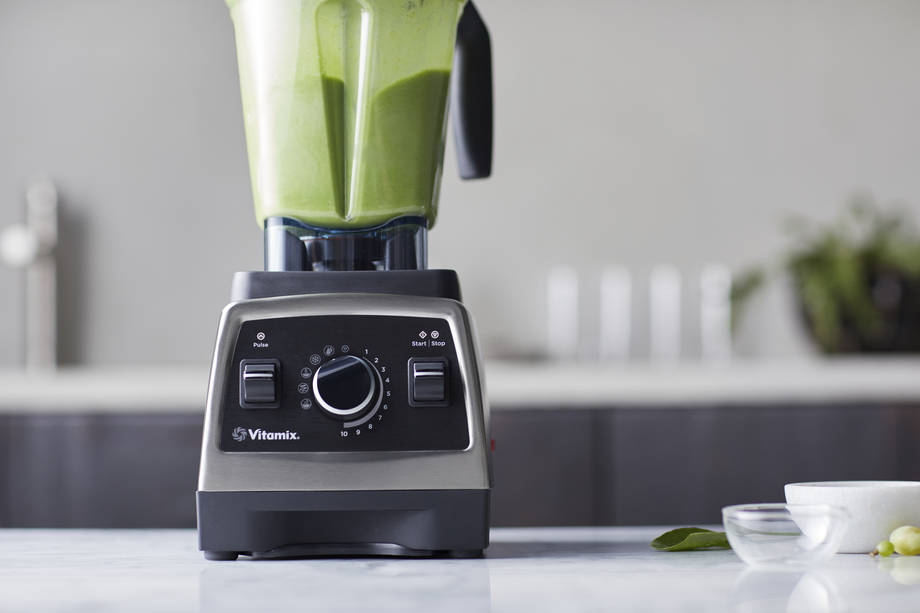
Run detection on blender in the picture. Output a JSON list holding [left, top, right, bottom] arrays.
[[196, 0, 493, 559]]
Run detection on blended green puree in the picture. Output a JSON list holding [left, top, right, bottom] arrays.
[[253, 69, 450, 229]]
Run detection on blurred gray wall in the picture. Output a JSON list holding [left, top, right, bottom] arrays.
[[1, 0, 920, 366]]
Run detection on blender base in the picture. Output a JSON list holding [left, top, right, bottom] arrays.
[[197, 270, 492, 560], [197, 489, 490, 560]]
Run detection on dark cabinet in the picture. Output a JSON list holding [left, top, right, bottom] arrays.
[[0, 414, 201, 527], [493, 404, 920, 526], [1, 404, 918, 527]]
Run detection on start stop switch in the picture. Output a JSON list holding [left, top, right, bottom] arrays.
[[408, 358, 448, 406]]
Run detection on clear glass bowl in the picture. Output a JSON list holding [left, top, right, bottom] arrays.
[[722, 503, 850, 567]]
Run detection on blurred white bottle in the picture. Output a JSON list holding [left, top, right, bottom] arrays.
[[649, 265, 681, 362], [700, 263, 732, 362], [546, 266, 579, 361], [599, 267, 631, 361]]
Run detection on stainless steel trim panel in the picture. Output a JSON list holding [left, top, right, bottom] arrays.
[[198, 293, 492, 493]]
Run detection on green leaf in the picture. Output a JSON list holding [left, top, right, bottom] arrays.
[[650, 527, 731, 552]]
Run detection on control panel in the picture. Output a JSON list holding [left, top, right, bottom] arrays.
[[219, 315, 470, 452]]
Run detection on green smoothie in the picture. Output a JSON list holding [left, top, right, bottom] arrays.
[[289, 70, 450, 229], [229, 0, 463, 230]]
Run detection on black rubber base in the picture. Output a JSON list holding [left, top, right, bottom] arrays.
[[201, 547, 485, 561], [197, 489, 490, 560]]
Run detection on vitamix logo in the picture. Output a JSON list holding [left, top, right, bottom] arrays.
[[231, 426, 300, 442]]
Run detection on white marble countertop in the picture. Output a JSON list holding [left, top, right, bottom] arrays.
[[4, 527, 918, 612], [1, 357, 920, 412]]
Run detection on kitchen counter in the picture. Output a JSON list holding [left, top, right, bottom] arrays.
[[2, 357, 920, 412], [5, 527, 917, 612], [486, 357, 920, 408]]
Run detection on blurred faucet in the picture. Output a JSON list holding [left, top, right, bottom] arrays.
[[0, 178, 58, 370]]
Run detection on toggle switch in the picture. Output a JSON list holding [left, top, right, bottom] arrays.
[[240, 360, 280, 408], [409, 358, 448, 405]]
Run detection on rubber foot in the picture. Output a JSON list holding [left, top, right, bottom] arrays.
[[204, 551, 239, 561], [447, 549, 484, 559]]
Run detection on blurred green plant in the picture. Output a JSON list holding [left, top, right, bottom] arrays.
[[730, 268, 766, 334], [732, 196, 920, 353]]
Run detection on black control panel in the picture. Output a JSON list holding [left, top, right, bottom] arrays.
[[219, 315, 470, 452]]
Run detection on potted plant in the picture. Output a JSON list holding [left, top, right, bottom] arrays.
[[733, 198, 920, 353]]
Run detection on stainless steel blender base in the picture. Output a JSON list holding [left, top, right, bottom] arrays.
[[196, 272, 492, 560]]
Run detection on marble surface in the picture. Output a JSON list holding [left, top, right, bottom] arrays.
[[4, 527, 920, 612], [3, 357, 920, 412]]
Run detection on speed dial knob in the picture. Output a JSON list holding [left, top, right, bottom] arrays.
[[312, 355, 379, 419]]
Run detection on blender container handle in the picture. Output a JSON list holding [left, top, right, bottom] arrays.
[[452, 1, 493, 179]]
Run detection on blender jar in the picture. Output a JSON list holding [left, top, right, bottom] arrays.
[[226, 0, 490, 270]]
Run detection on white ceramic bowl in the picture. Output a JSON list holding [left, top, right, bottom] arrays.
[[785, 481, 920, 553]]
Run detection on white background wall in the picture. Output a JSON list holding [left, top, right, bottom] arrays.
[[2, 0, 920, 366]]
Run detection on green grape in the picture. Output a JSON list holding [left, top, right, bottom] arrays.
[[890, 526, 920, 556], [877, 540, 895, 557]]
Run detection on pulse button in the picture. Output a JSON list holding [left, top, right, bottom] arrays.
[[409, 358, 448, 405], [240, 360, 279, 407]]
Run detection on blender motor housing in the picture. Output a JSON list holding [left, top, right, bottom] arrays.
[[196, 271, 492, 559]]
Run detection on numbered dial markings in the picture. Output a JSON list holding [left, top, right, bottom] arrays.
[[337, 349, 390, 437], [298, 347, 391, 437]]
